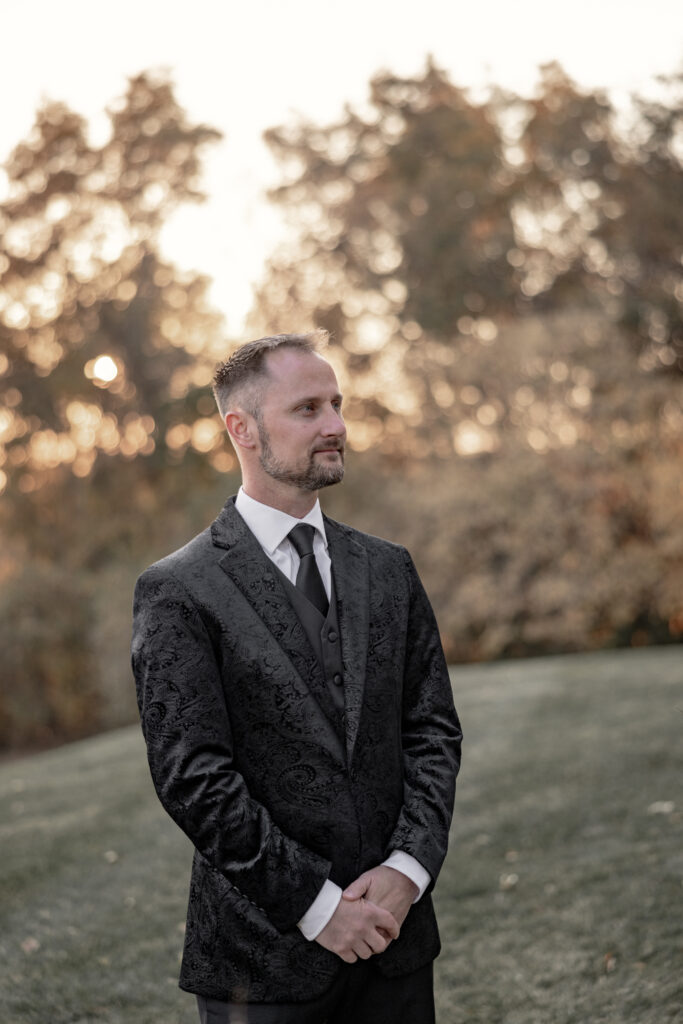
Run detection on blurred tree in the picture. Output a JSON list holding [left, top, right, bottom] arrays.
[[600, 71, 683, 373], [0, 73, 232, 747], [0, 558, 98, 749], [517, 62, 683, 374], [1, 62, 681, 750], [252, 60, 682, 463], [254, 61, 530, 458], [320, 310, 683, 662], [253, 59, 683, 657], [0, 73, 228, 561]]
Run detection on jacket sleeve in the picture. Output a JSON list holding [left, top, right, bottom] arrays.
[[131, 563, 331, 932], [386, 548, 463, 884]]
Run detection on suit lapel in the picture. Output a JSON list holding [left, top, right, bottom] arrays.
[[324, 516, 369, 763], [211, 499, 344, 747]]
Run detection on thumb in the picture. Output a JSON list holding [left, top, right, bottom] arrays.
[[342, 873, 371, 901]]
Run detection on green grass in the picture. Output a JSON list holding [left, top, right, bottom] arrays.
[[1, 647, 681, 1023]]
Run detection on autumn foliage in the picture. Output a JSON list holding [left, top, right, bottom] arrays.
[[0, 63, 681, 749]]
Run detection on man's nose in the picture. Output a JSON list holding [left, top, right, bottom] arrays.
[[321, 403, 346, 437]]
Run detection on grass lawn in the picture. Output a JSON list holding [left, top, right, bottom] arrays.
[[0, 646, 681, 1023]]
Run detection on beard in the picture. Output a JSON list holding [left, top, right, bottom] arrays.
[[257, 422, 345, 491]]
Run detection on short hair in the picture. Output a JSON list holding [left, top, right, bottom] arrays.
[[212, 331, 329, 419]]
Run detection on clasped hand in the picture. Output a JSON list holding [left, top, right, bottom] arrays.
[[315, 866, 418, 963]]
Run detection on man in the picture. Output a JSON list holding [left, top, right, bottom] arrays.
[[131, 332, 462, 1023]]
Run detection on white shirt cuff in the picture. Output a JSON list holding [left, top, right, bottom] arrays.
[[297, 879, 342, 940], [382, 851, 431, 902], [297, 854, 430, 941]]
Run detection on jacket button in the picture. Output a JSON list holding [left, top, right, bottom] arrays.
[[333, 673, 343, 686], [327, 629, 338, 642]]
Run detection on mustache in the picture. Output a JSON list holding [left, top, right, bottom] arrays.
[[312, 442, 345, 453]]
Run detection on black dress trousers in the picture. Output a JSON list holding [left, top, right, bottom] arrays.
[[196, 959, 435, 1024]]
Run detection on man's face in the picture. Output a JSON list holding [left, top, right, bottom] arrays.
[[254, 348, 346, 492]]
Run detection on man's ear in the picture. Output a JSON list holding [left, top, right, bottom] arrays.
[[225, 408, 258, 451]]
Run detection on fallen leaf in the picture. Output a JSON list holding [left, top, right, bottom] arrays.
[[647, 801, 674, 815], [603, 952, 618, 973]]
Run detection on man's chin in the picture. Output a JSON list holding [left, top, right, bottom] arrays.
[[317, 468, 348, 489], [309, 465, 344, 490], [319, 469, 344, 488]]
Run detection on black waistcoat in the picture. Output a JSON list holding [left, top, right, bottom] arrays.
[[271, 562, 346, 742]]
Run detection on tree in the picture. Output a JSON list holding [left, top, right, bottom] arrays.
[[0, 72, 228, 559], [253, 59, 683, 657], [516, 62, 683, 374], [253, 60, 530, 458], [0, 73, 233, 747], [252, 60, 682, 461]]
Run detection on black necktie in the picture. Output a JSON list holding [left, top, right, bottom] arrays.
[[288, 524, 329, 617]]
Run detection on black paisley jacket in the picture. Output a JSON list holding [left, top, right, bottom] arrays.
[[131, 496, 462, 1003]]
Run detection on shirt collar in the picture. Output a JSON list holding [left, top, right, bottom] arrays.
[[235, 486, 328, 555]]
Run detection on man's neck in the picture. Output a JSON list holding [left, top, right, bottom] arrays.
[[240, 481, 318, 519]]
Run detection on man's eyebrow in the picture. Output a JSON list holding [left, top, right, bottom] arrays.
[[291, 392, 343, 405]]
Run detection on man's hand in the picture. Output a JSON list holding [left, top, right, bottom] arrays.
[[315, 893, 399, 963], [342, 865, 419, 932]]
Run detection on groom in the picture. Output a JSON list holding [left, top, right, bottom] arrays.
[[131, 332, 462, 1023]]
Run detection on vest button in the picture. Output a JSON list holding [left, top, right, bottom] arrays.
[[333, 673, 343, 686], [327, 629, 338, 642]]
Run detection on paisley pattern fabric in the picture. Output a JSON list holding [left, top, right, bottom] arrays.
[[131, 496, 462, 1003]]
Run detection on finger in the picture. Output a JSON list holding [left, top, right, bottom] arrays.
[[353, 940, 375, 961], [342, 875, 371, 900], [339, 949, 358, 964], [367, 930, 390, 955], [373, 907, 400, 940]]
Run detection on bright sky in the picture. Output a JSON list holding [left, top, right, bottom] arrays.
[[2, 0, 682, 334]]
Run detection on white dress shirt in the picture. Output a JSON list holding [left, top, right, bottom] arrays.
[[234, 487, 430, 940]]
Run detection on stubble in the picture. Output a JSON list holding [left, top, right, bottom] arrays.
[[257, 421, 345, 491]]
